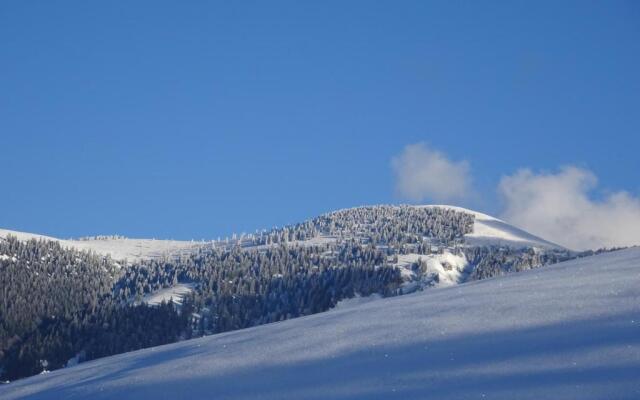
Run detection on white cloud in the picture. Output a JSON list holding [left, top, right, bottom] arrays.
[[391, 143, 472, 203], [499, 166, 640, 251]]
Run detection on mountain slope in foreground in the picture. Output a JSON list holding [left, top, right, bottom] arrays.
[[3, 247, 638, 400]]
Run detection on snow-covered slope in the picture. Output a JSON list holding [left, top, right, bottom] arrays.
[[423, 205, 565, 249], [0, 228, 204, 261], [3, 248, 638, 399]]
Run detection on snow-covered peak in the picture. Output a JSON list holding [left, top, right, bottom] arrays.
[[420, 205, 565, 250]]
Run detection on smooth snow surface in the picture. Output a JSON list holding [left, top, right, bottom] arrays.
[[422, 205, 565, 249], [3, 248, 639, 399], [0, 229, 204, 261]]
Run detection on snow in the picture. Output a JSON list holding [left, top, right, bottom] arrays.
[[0, 229, 205, 261], [422, 205, 565, 249], [239, 235, 338, 251], [395, 251, 469, 288], [0, 229, 58, 244], [0, 228, 337, 262], [142, 284, 194, 306], [3, 247, 639, 399], [0, 254, 18, 262], [334, 293, 382, 309], [289, 235, 338, 247]]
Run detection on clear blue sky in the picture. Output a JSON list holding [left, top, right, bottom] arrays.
[[1, 1, 639, 239]]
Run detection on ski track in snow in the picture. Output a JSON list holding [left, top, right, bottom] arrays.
[[2, 247, 639, 399]]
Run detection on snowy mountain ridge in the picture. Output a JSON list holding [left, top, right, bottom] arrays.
[[3, 247, 638, 399], [0, 228, 206, 262], [0, 205, 564, 262]]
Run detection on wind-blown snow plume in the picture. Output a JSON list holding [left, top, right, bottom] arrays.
[[391, 143, 472, 202], [499, 166, 640, 250]]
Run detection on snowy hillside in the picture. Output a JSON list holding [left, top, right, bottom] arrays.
[[3, 248, 638, 399], [0, 228, 205, 261]]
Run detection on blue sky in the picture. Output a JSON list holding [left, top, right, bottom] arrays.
[[1, 1, 639, 241]]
